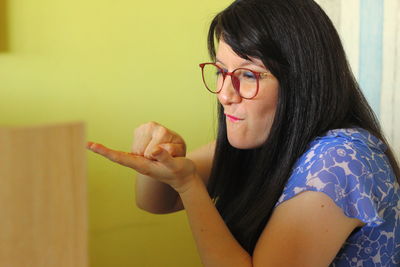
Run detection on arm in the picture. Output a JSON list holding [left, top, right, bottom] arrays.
[[253, 191, 364, 266], [178, 174, 253, 266], [135, 141, 215, 214], [179, 180, 363, 267], [87, 138, 362, 267]]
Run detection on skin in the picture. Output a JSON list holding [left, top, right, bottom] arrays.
[[216, 40, 279, 149], [86, 41, 365, 266]]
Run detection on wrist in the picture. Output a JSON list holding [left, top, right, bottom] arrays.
[[174, 172, 203, 195]]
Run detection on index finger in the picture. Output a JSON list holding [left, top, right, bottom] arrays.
[[87, 142, 151, 174]]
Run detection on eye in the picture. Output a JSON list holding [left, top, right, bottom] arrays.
[[214, 66, 227, 76], [239, 70, 257, 80]]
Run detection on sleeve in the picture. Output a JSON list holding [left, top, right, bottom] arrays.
[[275, 135, 385, 227]]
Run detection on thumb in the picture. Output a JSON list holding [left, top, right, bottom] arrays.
[[151, 146, 176, 168], [158, 143, 186, 157]]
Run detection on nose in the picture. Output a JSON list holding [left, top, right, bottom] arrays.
[[217, 75, 242, 105]]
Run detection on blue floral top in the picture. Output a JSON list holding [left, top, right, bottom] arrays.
[[275, 128, 400, 266]]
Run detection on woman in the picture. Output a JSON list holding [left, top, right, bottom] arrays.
[[87, 0, 400, 266]]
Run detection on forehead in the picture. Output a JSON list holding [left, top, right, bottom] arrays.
[[216, 40, 265, 68]]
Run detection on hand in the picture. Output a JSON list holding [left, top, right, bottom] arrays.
[[132, 121, 186, 160], [86, 123, 196, 193]]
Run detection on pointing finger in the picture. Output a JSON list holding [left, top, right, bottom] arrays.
[[87, 142, 151, 174]]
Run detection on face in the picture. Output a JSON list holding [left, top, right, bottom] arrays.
[[215, 40, 279, 149]]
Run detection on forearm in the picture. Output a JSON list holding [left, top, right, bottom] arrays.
[[135, 174, 179, 214], [179, 174, 252, 267]]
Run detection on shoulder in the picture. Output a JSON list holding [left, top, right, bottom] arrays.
[[253, 185, 363, 266], [276, 128, 392, 227]]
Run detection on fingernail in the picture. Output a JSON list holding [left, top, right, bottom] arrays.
[[86, 142, 95, 149]]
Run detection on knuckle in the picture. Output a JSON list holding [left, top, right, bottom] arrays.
[[134, 121, 157, 135], [157, 126, 168, 137], [147, 121, 158, 128]]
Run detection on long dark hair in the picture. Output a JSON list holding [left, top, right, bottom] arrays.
[[206, 0, 400, 254]]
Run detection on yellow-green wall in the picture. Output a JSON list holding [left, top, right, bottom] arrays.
[[0, 0, 232, 266]]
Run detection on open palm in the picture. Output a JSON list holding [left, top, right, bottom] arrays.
[[87, 142, 197, 193]]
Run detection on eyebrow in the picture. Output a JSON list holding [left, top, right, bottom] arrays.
[[215, 57, 266, 69]]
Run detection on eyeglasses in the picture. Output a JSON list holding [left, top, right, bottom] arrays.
[[199, 62, 270, 99]]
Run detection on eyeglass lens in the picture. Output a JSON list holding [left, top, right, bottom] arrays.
[[202, 64, 258, 98]]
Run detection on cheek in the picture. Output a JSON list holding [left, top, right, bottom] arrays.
[[249, 107, 275, 143], [252, 92, 278, 122], [248, 89, 278, 136]]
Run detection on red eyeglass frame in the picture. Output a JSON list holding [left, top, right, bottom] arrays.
[[199, 62, 270, 99]]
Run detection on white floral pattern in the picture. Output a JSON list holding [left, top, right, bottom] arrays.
[[275, 128, 400, 266]]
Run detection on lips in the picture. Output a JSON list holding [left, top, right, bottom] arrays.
[[225, 114, 243, 122]]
